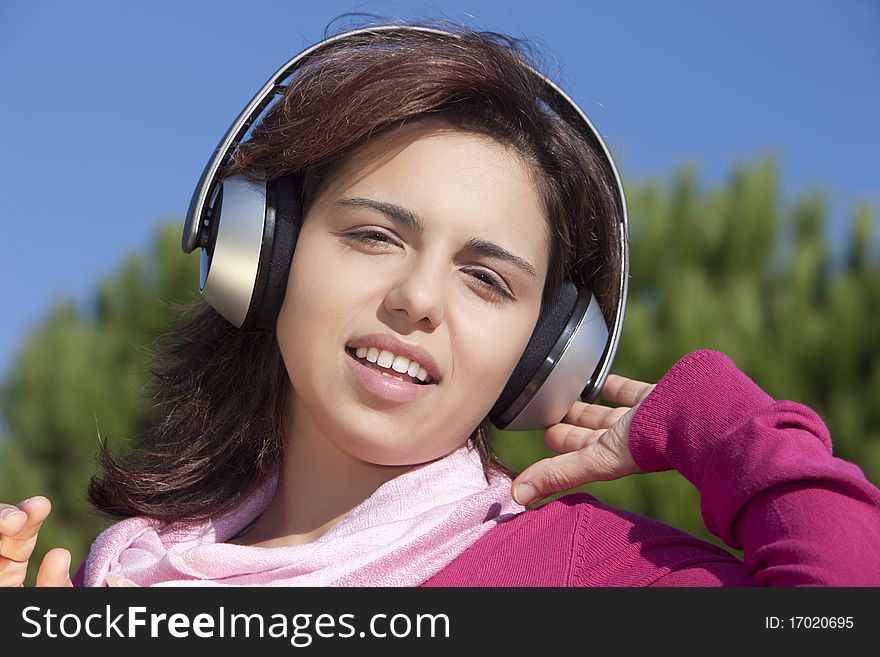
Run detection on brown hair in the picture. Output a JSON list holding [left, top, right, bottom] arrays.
[[87, 20, 623, 523]]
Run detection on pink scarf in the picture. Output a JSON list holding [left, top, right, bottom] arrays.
[[82, 444, 524, 587]]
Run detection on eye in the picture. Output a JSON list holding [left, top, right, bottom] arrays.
[[343, 230, 514, 302], [464, 268, 513, 302], [344, 229, 399, 247]]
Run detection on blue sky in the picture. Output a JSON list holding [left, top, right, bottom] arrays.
[[1, 0, 878, 382]]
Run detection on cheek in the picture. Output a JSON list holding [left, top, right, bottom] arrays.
[[280, 228, 361, 329], [286, 238, 339, 304], [453, 309, 538, 410], [276, 244, 343, 377]]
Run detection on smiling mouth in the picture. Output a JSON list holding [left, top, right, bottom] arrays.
[[345, 347, 434, 385]]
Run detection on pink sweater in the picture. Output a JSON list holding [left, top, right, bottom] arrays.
[[422, 349, 880, 586], [72, 349, 880, 586]]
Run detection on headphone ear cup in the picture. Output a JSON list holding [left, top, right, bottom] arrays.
[[489, 280, 579, 425], [247, 174, 303, 330]]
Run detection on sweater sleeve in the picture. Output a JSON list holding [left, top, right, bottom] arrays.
[[626, 349, 880, 586]]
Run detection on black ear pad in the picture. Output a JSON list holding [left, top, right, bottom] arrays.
[[489, 280, 579, 423], [246, 174, 303, 330]]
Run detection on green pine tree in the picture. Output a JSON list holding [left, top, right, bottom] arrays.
[[1, 160, 877, 581]]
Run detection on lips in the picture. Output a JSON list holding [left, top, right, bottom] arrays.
[[345, 333, 441, 383], [345, 345, 436, 403], [345, 347, 430, 385]]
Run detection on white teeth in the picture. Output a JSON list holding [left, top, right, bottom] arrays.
[[348, 344, 435, 383], [377, 350, 394, 368]]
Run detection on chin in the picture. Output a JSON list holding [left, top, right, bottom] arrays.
[[350, 438, 444, 468], [332, 421, 453, 468], [327, 397, 483, 464]]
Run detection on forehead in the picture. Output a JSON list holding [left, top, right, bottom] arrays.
[[313, 120, 551, 270]]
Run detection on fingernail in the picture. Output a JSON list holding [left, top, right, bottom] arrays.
[[1, 508, 26, 521], [514, 483, 537, 506]]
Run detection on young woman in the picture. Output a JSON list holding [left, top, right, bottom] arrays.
[[1, 22, 878, 587]]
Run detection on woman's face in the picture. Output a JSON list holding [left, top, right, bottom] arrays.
[[276, 118, 550, 466]]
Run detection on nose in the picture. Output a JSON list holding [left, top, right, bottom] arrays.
[[383, 255, 446, 329]]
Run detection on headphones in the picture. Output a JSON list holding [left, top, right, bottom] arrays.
[[182, 25, 630, 432]]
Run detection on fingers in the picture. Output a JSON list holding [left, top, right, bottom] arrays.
[[0, 496, 52, 588], [561, 402, 631, 435], [544, 422, 605, 455], [600, 374, 656, 407], [509, 373, 658, 506], [512, 421, 640, 505], [36, 548, 72, 587], [0, 554, 27, 587], [0, 496, 51, 563], [554, 374, 655, 440], [0, 504, 29, 539]]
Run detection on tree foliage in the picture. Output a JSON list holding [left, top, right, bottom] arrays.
[[495, 158, 880, 552], [1, 158, 878, 581], [0, 224, 199, 581]]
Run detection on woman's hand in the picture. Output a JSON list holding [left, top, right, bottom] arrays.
[[0, 496, 73, 587], [511, 374, 657, 506]]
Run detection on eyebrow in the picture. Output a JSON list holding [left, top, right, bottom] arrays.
[[335, 197, 538, 278]]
